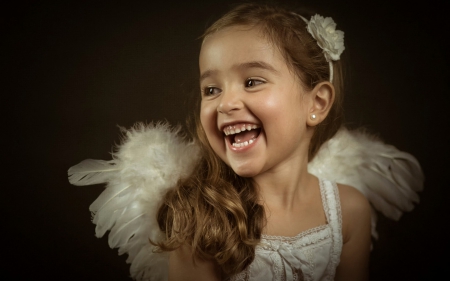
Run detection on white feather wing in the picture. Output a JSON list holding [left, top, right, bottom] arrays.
[[69, 124, 423, 277], [68, 122, 200, 280], [308, 127, 424, 238]]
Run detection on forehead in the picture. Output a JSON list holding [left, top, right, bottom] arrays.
[[199, 26, 286, 72]]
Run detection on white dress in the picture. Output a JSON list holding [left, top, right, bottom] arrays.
[[229, 179, 342, 281]]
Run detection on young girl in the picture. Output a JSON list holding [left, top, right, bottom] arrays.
[[163, 3, 370, 281], [69, 3, 422, 281]]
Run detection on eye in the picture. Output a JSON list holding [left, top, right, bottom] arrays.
[[245, 78, 265, 88], [203, 87, 222, 96]]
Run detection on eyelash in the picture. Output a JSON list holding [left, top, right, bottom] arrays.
[[202, 78, 265, 96], [245, 78, 265, 88], [203, 87, 222, 96]]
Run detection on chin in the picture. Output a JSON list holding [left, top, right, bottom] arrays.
[[229, 163, 261, 178], [234, 170, 256, 178]]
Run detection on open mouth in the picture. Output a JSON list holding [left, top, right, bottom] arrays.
[[223, 124, 261, 148]]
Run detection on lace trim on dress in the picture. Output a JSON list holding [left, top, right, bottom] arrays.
[[259, 225, 330, 250], [321, 179, 343, 280], [229, 271, 246, 281], [261, 225, 328, 242]]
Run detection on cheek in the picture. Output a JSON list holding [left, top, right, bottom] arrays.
[[200, 103, 222, 146], [200, 102, 229, 162], [200, 102, 215, 135], [255, 92, 307, 137]]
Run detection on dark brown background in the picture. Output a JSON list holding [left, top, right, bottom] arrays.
[[4, 0, 448, 280]]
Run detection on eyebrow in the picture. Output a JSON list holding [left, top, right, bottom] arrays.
[[200, 69, 218, 83], [200, 61, 279, 83], [236, 61, 279, 74]]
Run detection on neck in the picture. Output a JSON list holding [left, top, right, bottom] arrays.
[[252, 151, 314, 211]]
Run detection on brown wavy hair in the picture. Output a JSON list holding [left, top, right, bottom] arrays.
[[156, 2, 344, 277]]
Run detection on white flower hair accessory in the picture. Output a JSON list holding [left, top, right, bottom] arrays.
[[299, 14, 345, 82]]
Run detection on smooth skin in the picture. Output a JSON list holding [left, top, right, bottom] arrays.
[[169, 25, 371, 281]]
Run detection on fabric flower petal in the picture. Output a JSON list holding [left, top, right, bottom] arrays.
[[306, 14, 345, 62]]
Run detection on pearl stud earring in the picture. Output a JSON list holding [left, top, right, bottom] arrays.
[[311, 114, 316, 120]]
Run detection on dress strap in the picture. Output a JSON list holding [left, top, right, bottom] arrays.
[[319, 178, 343, 279]]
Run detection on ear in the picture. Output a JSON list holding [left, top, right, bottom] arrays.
[[306, 82, 335, 127]]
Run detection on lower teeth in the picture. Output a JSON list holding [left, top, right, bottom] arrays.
[[232, 138, 254, 148]]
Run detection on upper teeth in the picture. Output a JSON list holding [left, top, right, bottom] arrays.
[[223, 124, 259, 136]]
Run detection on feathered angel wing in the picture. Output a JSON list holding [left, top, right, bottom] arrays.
[[68, 122, 200, 281], [69, 123, 423, 278], [308, 127, 424, 239]]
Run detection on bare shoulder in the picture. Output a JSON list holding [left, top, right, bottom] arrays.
[[337, 184, 370, 213], [336, 184, 371, 242], [334, 184, 372, 280]]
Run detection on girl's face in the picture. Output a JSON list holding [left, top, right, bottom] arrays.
[[199, 26, 313, 178]]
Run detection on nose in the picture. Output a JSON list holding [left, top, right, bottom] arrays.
[[217, 89, 243, 114]]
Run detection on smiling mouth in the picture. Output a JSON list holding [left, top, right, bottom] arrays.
[[223, 124, 261, 148]]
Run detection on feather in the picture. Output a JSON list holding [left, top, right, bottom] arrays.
[[67, 122, 200, 280], [308, 127, 424, 238], [68, 159, 119, 186]]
